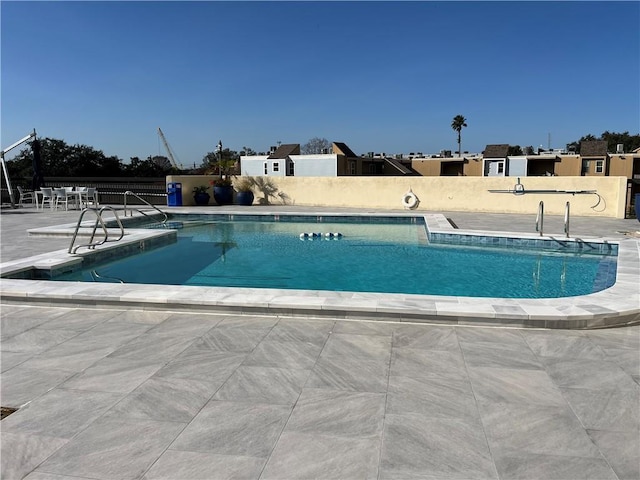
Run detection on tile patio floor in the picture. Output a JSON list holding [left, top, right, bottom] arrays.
[[1, 206, 639, 479]]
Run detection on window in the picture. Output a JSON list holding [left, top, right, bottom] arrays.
[[581, 160, 589, 176], [349, 161, 356, 175], [273, 162, 279, 172], [369, 163, 376, 174], [497, 162, 504, 174], [264, 162, 268, 175], [595, 160, 604, 174], [287, 161, 294, 176]]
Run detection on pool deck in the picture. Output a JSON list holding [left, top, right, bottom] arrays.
[[1, 206, 639, 479]]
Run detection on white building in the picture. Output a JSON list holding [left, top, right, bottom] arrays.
[[241, 142, 414, 177], [241, 143, 338, 177]]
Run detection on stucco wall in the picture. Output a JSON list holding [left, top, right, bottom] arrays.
[[554, 156, 582, 176], [460, 158, 479, 176], [166, 175, 217, 206], [167, 175, 628, 218], [609, 154, 634, 177], [411, 159, 442, 176]]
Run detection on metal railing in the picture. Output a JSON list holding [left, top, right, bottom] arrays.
[[90, 269, 124, 283], [123, 190, 168, 224], [564, 201, 570, 238], [535, 201, 544, 236], [68, 206, 125, 254]]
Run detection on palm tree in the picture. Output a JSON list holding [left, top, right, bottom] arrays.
[[451, 115, 467, 157]]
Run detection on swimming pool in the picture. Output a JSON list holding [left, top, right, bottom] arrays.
[[1, 209, 637, 329], [51, 216, 617, 299]]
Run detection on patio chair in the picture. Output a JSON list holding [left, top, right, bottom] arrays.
[[54, 188, 72, 211], [39, 188, 55, 210], [17, 186, 35, 207], [83, 187, 99, 208], [76, 187, 87, 206]]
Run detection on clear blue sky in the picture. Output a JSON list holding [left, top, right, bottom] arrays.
[[2, 1, 638, 165]]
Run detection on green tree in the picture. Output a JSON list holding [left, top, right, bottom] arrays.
[[125, 157, 171, 177], [5, 146, 33, 181], [567, 131, 640, 154], [600, 131, 640, 153], [451, 115, 467, 157], [508, 145, 523, 156], [6, 137, 125, 179], [302, 137, 330, 154], [566, 134, 596, 154], [200, 148, 239, 176]]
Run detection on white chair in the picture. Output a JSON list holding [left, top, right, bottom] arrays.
[[39, 188, 55, 210], [83, 187, 99, 208], [17, 186, 35, 207], [53, 188, 72, 210], [76, 187, 87, 206]]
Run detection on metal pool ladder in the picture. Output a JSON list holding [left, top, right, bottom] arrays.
[[68, 206, 125, 254], [535, 201, 544, 236], [123, 191, 168, 224], [535, 201, 571, 238]]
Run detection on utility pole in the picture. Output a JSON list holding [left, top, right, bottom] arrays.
[[217, 140, 223, 178]]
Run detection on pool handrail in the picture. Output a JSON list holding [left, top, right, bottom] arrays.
[[536, 201, 544, 236], [123, 191, 168, 224], [68, 206, 125, 254], [90, 269, 125, 284]]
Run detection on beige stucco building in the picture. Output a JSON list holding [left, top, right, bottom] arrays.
[[410, 142, 640, 216]]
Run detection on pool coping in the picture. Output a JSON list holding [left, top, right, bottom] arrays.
[[1, 211, 638, 329]]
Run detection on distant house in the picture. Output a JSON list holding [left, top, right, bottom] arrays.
[[482, 144, 560, 177], [411, 154, 479, 177], [580, 140, 608, 156], [241, 143, 338, 177], [411, 144, 567, 177], [579, 140, 609, 176], [482, 144, 510, 176], [240, 142, 417, 177]]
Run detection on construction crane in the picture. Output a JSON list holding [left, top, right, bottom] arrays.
[[157, 127, 182, 170], [1, 129, 37, 207]]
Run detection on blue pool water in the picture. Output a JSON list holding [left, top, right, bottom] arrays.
[[54, 219, 617, 299]]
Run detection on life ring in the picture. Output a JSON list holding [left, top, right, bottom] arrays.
[[402, 189, 419, 210]]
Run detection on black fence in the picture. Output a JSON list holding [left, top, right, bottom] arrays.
[[1, 177, 168, 206]]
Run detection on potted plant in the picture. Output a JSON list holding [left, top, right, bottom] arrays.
[[193, 185, 211, 206], [234, 176, 255, 206], [212, 177, 233, 205]]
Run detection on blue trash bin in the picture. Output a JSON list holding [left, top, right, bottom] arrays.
[[167, 182, 182, 206]]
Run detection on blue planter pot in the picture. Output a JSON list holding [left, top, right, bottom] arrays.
[[193, 192, 210, 206], [213, 185, 233, 205], [236, 191, 254, 206]]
